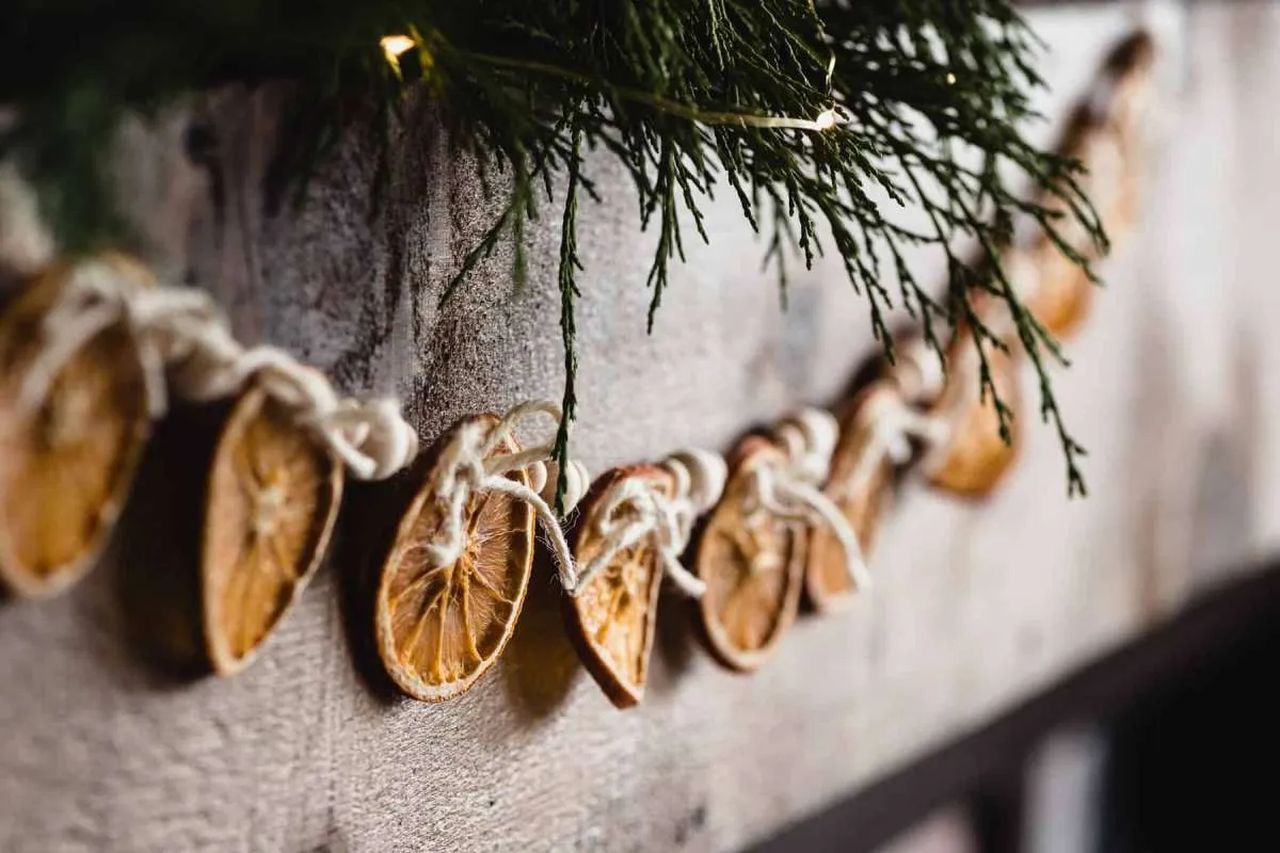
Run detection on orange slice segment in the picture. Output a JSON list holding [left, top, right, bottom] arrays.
[[927, 345, 1021, 498], [807, 385, 895, 612], [694, 437, 804, 672], [0, 257, 151, 598], [564, 464, 675, 708], [202, 384, 343, 675], [376, 414, 535, 702]]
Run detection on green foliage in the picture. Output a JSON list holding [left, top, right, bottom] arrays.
[[0, 0, 1103, 500]]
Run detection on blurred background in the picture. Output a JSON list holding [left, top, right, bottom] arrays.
[[763, 2, 1280, 849]]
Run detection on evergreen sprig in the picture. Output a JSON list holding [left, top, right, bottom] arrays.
[[0, 0, 1103, 500]]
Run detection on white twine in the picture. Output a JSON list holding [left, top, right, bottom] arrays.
[[747, 407, 872, 591], [420, 400, 591, 593], [577, 448, 728, 598], [772, 408, 840, 486], [15, 257, 418, 480], [839, 387, 949, 506], [891, 339, 947, 405]]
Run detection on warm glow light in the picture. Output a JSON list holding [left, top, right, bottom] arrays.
[[380, 34, 415, 64], [946, 72, 957, 85], [814, 109, 839, 131]]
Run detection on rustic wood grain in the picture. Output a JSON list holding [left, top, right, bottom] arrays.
[[4, 5, 1280, 851]]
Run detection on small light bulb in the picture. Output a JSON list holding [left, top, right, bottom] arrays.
[[946, 72, 957, 85], [814, 108, 839, 131], [380, 35, 416, 64]]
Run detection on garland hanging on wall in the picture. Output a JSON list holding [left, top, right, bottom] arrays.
[[1, 0, 1128, 508], [0, 30, 1155, 708]]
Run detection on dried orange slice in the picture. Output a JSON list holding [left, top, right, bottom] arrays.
[[564, 464, 675, 708], [1021, 110, 1122, 340], [694, 437, 805, 672], [806, 385, 896, 612], [1024, 235, 1095, 339], [1090, 31, 1155, 238], [376, 414, 535, 702], [201, 384, 342, 675], [0, 257, 151, 597], [927, 345, 1021, 497]]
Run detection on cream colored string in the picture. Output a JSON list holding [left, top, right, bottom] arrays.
[[842, 388, 949, 504], [892, 339, 947, 406], [849, 342, 951, 493], [577, 448, 728, 598], [422, 400, 591, 592], [16, 257, 418, 480], [749, 407, 871, 591]]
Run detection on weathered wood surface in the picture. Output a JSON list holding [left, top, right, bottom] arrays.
[[3, 4, 1280, 851]]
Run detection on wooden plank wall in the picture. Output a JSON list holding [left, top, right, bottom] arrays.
[[4, 3, 1280, 850]]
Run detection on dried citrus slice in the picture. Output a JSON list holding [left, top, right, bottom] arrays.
[[0, 257, 151, 597], [1021, 110, 1123, 340], [694, 437, 805, 672], [806, 385, 896, 612], [376, 414, 535, 702], [1014, 251, 1107, 350], [1024, 234, 1095, 339], [201, 384, 342, 675], [1090, 31, 1155, 238], [564, 464, 675, 708], [927, 345, 1021, 497]]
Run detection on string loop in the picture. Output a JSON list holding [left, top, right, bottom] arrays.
[[422, 401, 589, 592], [17, 257, 417, 481], [577, 448, 727, 598], [749, 407, 871, 591], [840, 386, 949, 503]]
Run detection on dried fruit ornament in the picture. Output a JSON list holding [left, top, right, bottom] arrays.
[[202, 384, 343, 674], [912, 39, 1154, 501], [375, 401, 588, 702], [807, 382, 946, 612], [565, 449, 726, 707], [695, 410, 862, 671], [923, 341, 1022, 498], [187, 335, 416, 674], [1021, 32, 1157, 339], [0, 255, 152, 597]]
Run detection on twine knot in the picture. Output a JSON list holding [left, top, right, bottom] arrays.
[[578, 448, 727, 598], [839, 385, 949, 502], [422, 400, 590, 593], [748, 407, 871, 591]]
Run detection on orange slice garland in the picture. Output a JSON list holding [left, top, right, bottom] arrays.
[[201, 384, 343, 675], [694, 437, 805, 672], [564, 464, 675, 707], [0, 256, 152, 597], [375, 414, 536, 702], [1023, 33, 1155, 340]]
